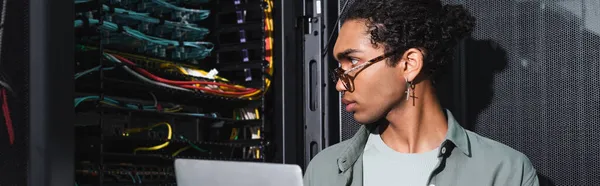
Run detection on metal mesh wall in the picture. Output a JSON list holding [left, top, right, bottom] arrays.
[[338, 0, 361, 141], [337, 0, 600, 185], [459, 0, 600, 185]]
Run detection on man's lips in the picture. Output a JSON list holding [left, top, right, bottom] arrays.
[[342, 99, 354, 105], [342, 99, 356, 112]]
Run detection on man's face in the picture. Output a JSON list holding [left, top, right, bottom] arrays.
[[333, 19, 407, 124]]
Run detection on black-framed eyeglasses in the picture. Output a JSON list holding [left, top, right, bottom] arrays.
[[331, 52, 395, 92]]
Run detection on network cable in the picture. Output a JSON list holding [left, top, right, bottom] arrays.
[[102, 5, 210, 39], [126, 171, 136, 184], [75, 95, 160, 110], [123, 122, 172, 154], [74, 95, 219, 117], [74, 0, 92, 4], [80, 46, 231, 82], [171, 135, 208, 157], [238, 0, 274, 99], [2, 88, 13, 145], [103, 53, 193, 92], [105, 53, 260, 97], [94, 1, 276, 99], [74, 18, 214, 59], [150, 0, 210, 20], [75, 65, 115, 79], [136, 173, 142, 184]]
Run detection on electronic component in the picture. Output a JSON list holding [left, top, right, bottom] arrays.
[[74, 0, 273, 185]]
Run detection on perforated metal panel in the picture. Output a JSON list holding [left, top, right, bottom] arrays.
[[460, 1, 600, 185], [337, 0, 600, 185], [337, 0, 361, 141]]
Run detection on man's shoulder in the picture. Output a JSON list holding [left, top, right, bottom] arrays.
[[466, 130, 530, 160], [308, 139, 352, 167], [303, 140, 353, 186], [465, 130, 538, 185]]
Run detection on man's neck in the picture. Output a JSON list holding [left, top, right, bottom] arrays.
[[379, 81, 448, 153]]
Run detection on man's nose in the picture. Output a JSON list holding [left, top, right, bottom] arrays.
[[335, 79, 346, 92]]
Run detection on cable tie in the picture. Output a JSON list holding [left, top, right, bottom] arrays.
[[77, 16, 90, 27], [94, 100, 103, 107], [117, 24, 125, 33], [156, 104, 163, 112], [117, 100, 128, 108], [239, 30, 247, 43], [236, 10, 244, 24], [263, 73, 273, 80]]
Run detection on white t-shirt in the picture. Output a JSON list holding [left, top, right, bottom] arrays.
[[363, 131, 440, 186]]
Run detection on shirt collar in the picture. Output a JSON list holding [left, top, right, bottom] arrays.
[[336, 109, 471, 172]]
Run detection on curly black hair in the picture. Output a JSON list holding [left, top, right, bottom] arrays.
[[341, 0, 476, 78]]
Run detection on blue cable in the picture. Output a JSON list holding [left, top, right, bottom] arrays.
[[74, 19, 214, 59], [74, 96, 157, 111], [136, 173, 143, 184], [103, 4, 210, 39], [151, 0, 210, 20], [74, 0, 92, 4], [127, 172, 136, 184], [74, 95, 219, 118]]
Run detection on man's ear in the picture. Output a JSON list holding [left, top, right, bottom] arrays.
[[398, 48, 424, 82]]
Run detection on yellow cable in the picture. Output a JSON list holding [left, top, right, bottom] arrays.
[[81, 0, 275, 100], [229, 128, 238, 140], [99, 101, 120, 108], [164, 107, 183, 113], [96, 47, 231, 82], [254, 108, 260, 119], [171, 146, 191, 157], [241, 0, 274, 99], [123, 122, 173, 154]]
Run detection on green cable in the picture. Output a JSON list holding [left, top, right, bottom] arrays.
[[179, 135, 208, 152]]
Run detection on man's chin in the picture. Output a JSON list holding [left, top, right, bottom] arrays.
[[353, 112, 380, 125], [353, 112, 385, 125]]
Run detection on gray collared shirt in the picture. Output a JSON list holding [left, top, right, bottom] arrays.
[[303, 110, 539, 186]]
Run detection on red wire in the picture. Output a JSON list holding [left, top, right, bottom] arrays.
[[112, 55, 258, 95], [2, 88, 14, 145], [114, 55, 248, 89]]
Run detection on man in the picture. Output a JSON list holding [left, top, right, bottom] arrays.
[[303, 0, 539, 186]]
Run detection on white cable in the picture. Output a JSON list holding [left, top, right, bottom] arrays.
[[0, 79, 12, 92], [0, 0, 10, 93], [149, 92, 158, 106], [104, 54, 192, 92], [0, 0, 8, 63]]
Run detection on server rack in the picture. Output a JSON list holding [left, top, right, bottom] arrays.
[[0, 0, 303, 185], [72, 0, 277, 185]]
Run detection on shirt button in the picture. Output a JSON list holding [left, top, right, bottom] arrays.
[[441, 147, 446, 154]]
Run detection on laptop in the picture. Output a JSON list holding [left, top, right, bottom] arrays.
[[174, 159, 303, 186]]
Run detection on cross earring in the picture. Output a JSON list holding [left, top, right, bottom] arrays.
[[405, 77, 417, 105], [405, 77, 411, 101]]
